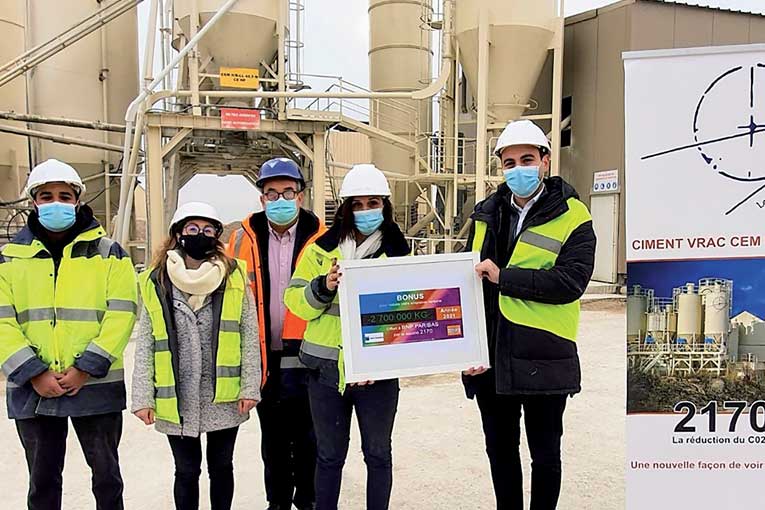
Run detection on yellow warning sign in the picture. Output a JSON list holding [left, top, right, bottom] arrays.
[[219, 67, 259, 89]]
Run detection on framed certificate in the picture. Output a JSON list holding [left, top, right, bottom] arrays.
[[338, 252, 490, 383]]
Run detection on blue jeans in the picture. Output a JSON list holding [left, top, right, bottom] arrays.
[[307, 374, 399, 510]]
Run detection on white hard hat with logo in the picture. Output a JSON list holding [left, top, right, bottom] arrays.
[[169, 202, 223, 234], [338, 164, 391, 199], [24, 159, 86, 199], [494, 120, 551, 158]]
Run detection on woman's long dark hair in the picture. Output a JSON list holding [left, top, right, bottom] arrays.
[[334, 197, 395, 240], [149, 221, 239, 294]]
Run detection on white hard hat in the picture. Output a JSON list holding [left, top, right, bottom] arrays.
[[494, 120, 551, 158], [338, 164, 391, 199], [24, 159, 86, 199], [170, 202, 223, 234]]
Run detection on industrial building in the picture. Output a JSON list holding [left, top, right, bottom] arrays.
[[627, 279, 765, 376], [538, 0, 765, 283], [1, 0, 764, 275]]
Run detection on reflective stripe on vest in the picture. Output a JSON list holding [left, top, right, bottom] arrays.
[[0, 228, 136, 379], [281, 229, 325, 339], [138, 261, 247, 424], [472, 197, 591, 342], [229, 227, 267, 387], [280, 355, 306, 369]]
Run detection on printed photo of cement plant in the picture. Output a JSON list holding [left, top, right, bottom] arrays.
[[626, 258, 765, 413]]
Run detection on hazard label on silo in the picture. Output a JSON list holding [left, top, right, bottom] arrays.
[[219, 67, 259, 89]]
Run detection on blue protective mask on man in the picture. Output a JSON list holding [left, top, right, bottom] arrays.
[[503, 166, 542, 198], [37, 202, 77, 232], [354, 208, 384, 235], [265, 198, 299, 226]]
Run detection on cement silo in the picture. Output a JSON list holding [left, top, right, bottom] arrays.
[[675, 283, 703, 345], [699, 278, 732, 345], [665, 303, 678, 343], [26, 0, 138, 226], [0, 1, 29, 206], [646, 299, 676, 344], [173, 0, 282, 106], [627, 285, 649, 343], [455, 0, 558, 123], [368, 0, 432, 175]]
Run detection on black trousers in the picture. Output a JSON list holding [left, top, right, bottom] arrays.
[[476, 392, 568, 510], [256, 392, 316, 509], [15, 412, 124, 510], [167, 426, 239, 510], [308, 374, 399, 510]]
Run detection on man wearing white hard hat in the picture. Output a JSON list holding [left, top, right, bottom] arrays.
[[463, 120, 596, 510], [285, 164, 409, 510], [0, 159, 137, 509]]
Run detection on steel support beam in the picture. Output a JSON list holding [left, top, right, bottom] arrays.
[[474, 7, 490, 202], [160, 128, 192, 159], [286, 132, 314, 162], [146, 125, 165, 254], [312, 132, 326, 222], [0, 124, 126, 153]]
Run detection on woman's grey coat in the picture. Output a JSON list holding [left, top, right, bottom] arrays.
[[131, 283, 261, 437]]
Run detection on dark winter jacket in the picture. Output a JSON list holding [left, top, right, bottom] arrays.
[[462, 176, 596, 397], [232, 209, 323, 402]]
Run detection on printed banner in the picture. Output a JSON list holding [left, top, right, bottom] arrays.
[[359, 288, 464, 347], [624, 44, 765, 509]]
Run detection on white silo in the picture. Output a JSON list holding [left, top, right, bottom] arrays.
[[455, 0, 558, 123], [0, 1, 29, 207], [666, 303, 678, 342], [646, 298, 676, 344], [26, 0, 138, 226], [646, 309, 663, 343], [627, 285, 648, 343], [368, 0, 433, 175], [676, 283, 703, 345], [699, 278, 732, 345], [173, 0, 284, 110]]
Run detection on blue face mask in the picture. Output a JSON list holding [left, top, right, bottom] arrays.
[[265, 198, 299, 226], [37, 202, 77, 232], [503, 166, 542, 198], [354, 208, 384, 235]]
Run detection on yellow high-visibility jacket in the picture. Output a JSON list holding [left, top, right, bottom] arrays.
[[0, 213, 137, 418], [284, 222, 410, 391]]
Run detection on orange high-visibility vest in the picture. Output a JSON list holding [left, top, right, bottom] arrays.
[[226, 214, 325, 386]]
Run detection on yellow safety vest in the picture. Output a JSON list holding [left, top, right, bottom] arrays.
[[472, 197, 592, 342], [138, 260, 247, 424], [0, 225, 137, 381]]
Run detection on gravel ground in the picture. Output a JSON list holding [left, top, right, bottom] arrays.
[[0, 302, 625, 509]]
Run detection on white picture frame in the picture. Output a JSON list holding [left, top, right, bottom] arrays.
[[338, 252, 490, 383]]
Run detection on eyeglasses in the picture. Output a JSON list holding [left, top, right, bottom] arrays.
[[264, 189, 297, 202], [182, 223, 219, 238]]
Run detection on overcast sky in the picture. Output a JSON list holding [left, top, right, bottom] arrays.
[[137, 0, 764, 222]]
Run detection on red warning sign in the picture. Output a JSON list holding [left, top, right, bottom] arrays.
[[220, 108, 261, 130]]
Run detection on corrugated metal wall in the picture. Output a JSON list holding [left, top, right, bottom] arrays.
[[328, 131, 372, 167]]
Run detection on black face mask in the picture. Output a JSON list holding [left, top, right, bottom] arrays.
[[179, 234, 218, 260]]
